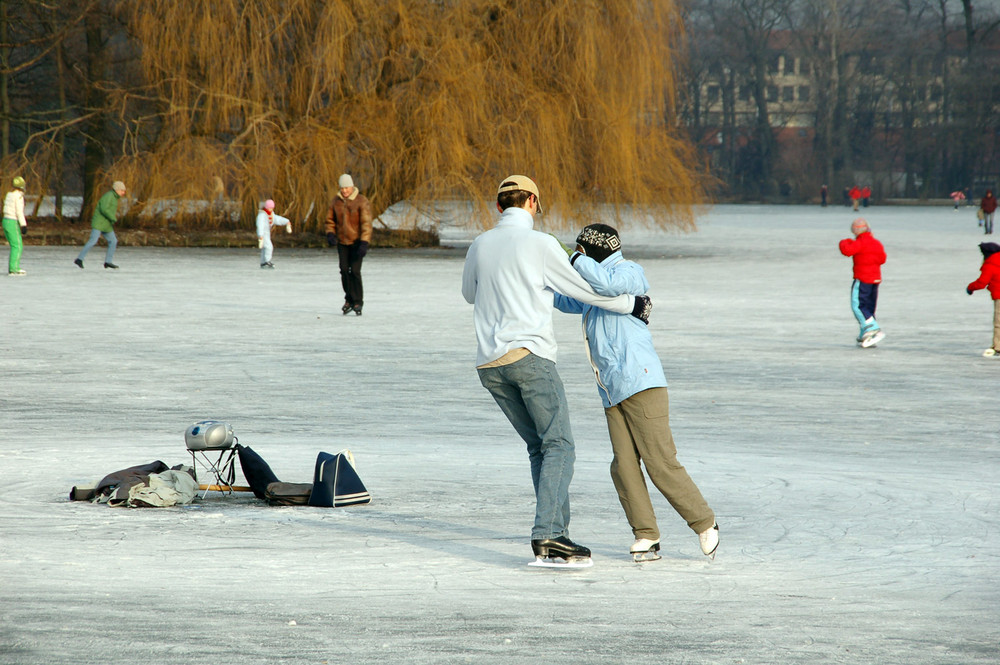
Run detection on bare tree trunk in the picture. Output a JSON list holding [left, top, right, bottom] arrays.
[[721, 67, 737, 184], [961, 0, 975, 55], [53, 39, 68, 219], [751, 57, 775, 196], [1, 0, 10, 161], [80, 5, 106, 223], [823, 1, 839, 189]]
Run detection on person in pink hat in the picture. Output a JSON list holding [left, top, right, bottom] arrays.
[[255, 198, 292, 268]]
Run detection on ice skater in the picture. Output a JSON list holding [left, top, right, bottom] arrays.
[[553, 224, 718, 562], [325, 174, 373, 315], [2, 176, 28, 275], [951, 189, 966, 209], [75, 180, 125, 269], [980, 189, 996, 235], [461, 175, 651, 568], [839, 218, 887, 347], [255, 199, 292, 268], [966, 242, 1000, 357]]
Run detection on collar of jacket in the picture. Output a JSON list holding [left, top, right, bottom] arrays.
[[599, 250, 625, 267], [496, 206, 533, 230], [337, 188, 359, 202]]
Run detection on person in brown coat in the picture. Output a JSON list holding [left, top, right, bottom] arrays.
[[326, 174, 374, 315], [980, 189, 997, 235]]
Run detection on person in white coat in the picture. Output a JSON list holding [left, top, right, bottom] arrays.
[[2, 176, 28, 275], [255, 199, 292, 268]]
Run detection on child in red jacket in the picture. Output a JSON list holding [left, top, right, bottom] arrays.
[[839, 218, 887, 347], [966, 242, 1000, 356]]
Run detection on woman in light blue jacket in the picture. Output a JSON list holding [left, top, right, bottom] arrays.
[[554, 224, 718, 562]]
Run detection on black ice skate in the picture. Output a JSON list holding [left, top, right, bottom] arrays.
[[528, 536, 593, 569], [630, 538, 662, 562]]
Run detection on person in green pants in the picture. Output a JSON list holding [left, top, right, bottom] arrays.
[[75, 180, 126, 269], [2, 176, 28, 276]]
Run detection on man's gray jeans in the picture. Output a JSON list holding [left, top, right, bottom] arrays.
[[478, 353, 576, 540]]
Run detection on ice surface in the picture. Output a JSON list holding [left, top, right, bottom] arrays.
[[0, 204, 997, 664]]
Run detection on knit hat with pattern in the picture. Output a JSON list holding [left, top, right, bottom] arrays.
[[575, 224, 621, 263]]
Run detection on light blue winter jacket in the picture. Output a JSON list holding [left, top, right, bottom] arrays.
[[554, 251, 667, 408]]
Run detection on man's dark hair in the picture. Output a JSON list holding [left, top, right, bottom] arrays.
[[497, 188, 533, 211]]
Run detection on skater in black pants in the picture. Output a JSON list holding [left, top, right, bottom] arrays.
[[325, 174, 373, 315]]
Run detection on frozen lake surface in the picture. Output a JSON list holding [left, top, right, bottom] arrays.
[[0, 204, 997, 664]]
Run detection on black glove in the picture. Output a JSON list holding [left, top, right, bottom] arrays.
[[19, 226, 26, 237], [326, 232, 337, 247], [631, 295, 652, 325], [967, 287, 974, 295], [356, 241, 369, 258]]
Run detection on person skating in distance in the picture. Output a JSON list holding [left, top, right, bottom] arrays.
[[75, 181, 126, 270], [255, 199, 292, 269], [966, 242, 1000, 357], [2, 176, 29, 275], [839, 218, 887, 348], [325, 174, 373, 315]]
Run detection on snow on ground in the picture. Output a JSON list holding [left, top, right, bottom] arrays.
[[0, 204, 997, 664]]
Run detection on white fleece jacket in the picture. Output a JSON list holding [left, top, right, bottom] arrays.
[[461, 206, 634, 366], [2, 190, 26, 226]]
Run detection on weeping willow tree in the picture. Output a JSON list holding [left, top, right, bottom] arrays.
[[112, 0, 705, 231]]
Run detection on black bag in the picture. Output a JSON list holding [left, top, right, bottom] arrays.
[[264, 482, 312, 506], [307, 450, 372, 507], [236, 444, 280, 500]]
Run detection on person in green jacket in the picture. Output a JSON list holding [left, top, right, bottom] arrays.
[[75, 181, 126, 269]]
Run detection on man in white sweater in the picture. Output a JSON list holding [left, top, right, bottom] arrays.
[[462, 175, 650, 566]]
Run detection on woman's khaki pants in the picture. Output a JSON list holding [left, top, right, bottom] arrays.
[[605, 387, 715, 541]]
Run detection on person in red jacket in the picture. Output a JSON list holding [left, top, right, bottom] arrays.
[[966, 242, 1000, 356], [980, 189, 997, 235], [849, 185, 862, 211], [839, 218, 887, 347]]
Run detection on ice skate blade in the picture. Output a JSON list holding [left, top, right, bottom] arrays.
[[860, 331, 885, 348], [528, 556, 593, 569], [632, 551, 662, 563]]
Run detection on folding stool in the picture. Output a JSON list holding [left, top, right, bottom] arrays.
[[184, 420, 237, 498]]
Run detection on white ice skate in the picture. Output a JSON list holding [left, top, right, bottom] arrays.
[[630, 538, 662, 562], [860, 329, 885, 348], [699, 523, 720, 560], [983, 348, 998, 357]]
